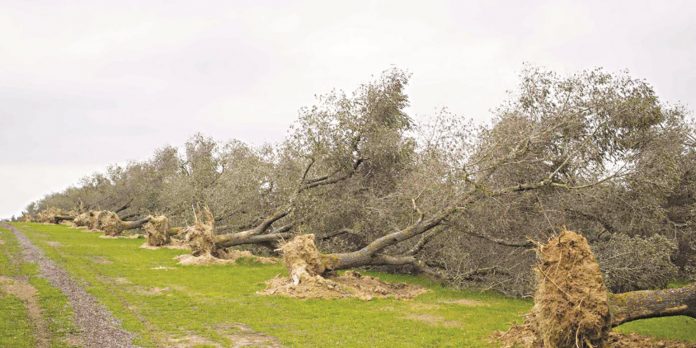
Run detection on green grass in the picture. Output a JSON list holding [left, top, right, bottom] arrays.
[[0, 292, 35, 347], [10, 222, 696, 347], [0, 226, 78, 347]]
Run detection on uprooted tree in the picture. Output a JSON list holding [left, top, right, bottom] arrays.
[[33, 207, 77, 224], [73, 210, 152, 236], [183, 69, 412, 257], [183, 153, 364, 257], [498, 230, 695, 348], [22, 66, 696, 298], [143, 215, 176, 246]]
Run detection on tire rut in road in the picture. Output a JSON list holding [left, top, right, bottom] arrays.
[[3, 224, 136, 348]]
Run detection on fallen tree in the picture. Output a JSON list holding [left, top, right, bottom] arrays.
[[609, 283, 696, 327], [34, 208, 77, 224], [72, 210, 151, 236], [260, 234, 427, 300], [498, 230, 696, 348], [185, 155, 364, 257], [98, 211, 151, 236], [276, 170, 610, 282]]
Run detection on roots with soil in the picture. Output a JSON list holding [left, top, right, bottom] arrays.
[[497, 229, 696, 348], [72, 210, 152, 236], [73, 212, 92, 228], [498, 230, 611, 348], [183, 207, 218, 257], [144, 215, 170, 246], [279, 234, 332, 285], [261, 234, 426, 300], [34, 208, 76, 224], [97, 211, 125, 236]]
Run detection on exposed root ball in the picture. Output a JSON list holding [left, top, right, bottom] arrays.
[[35, 207, 76, 224], [184, 223, 216, 256], [182, 207, 218, 257], [260, 270, 427, 300], [497, 230, 611, 348], [98, 211, 124, 236], [89, 211, 106, 230], [534, 230, 611, 347], [279, 234, 327, 285], [264, 234, 426, 300], [73, 212, 92, 227], [145, 215, 170, 246]]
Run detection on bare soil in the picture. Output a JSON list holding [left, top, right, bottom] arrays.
[[139, 241, 189, 250], [260, 270, 427, 300], [174, 250, 276, 265]]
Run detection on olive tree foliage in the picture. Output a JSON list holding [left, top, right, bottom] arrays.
[[396, 67, 695, 295], [287, 69, 417, 242], [270, 67, 691, 290], [25, 66, 695, 296], [594, 233, 678, 293]]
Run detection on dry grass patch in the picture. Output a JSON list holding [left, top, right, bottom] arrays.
[[439, 298, 485, 306], [260, 270, 427, 300], [405, 313, 460, 328], [0, 276, 50, 347], [175, 250, 276, 265], [140, 241, 189, 250]]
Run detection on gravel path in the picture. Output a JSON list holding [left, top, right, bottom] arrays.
[[3, 223, 136, 348]]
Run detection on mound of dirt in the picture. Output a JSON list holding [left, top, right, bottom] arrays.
[[140, 241, 190, 250], [144, 215, 170, 246], [498, 329, 696, 348], [607, 332, 695, 348], [99, 234, 141, 239], [174, 250, 276, 266], [260, 270, 427, 301], [497, 230, 612, 348]]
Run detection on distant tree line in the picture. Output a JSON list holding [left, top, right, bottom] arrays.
[[26, 67, 695, 296]]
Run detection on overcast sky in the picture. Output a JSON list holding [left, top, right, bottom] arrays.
[[1, 0, 695, 218]]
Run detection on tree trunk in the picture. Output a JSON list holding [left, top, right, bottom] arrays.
[[53, 215, 75, 224], [186, 207, 293, 256], [114, 198, 133, 214], [609, 282, 696, 326], [102, 214, 151, 236], [121, 216, 151, 229], [318, 203, 462, 272]]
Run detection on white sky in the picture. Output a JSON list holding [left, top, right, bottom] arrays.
[[1, 0, 695, 218]]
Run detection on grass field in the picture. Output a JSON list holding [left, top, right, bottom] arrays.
[[0, 225, 78, 347], [6, 222, 696, 347]]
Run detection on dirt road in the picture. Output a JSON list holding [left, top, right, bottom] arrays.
[[3, 223, 136, 348]]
